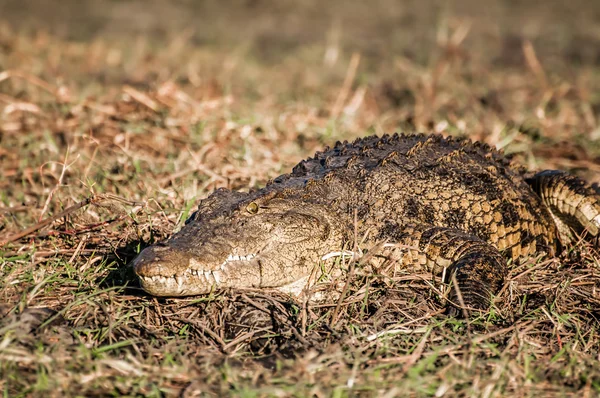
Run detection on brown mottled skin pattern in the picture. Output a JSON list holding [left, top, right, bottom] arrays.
[[133, 133, 600, 311]]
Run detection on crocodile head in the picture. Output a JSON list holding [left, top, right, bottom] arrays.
[[133, 189, 346, 296]]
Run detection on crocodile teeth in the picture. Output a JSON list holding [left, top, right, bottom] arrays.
[[212, 271, 221, 284], [183, 254, 259, 282], [219, 253, 257, 269], [225, 253, 256, 262]]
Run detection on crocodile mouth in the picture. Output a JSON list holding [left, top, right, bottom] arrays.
[[134, 248, 262, 296]]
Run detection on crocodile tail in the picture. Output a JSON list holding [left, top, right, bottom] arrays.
[[526, 170, 600, 247]]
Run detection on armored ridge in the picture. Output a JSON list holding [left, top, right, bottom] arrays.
[[132, 133, 600, 311]]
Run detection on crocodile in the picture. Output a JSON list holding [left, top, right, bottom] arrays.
[[133, 133, 600, 311]]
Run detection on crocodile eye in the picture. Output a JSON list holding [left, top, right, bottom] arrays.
[[246, 202, 259, 214]]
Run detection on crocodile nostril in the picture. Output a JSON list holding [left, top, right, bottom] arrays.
[[133, 247, 162, 275]]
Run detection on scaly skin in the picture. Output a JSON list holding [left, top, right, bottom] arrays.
[[133, 133, 600, 310]]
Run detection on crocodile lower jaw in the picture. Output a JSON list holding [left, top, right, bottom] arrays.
[[136, 253, 260, 296], [137, 270, 219, 296]]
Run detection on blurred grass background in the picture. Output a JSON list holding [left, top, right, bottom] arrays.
[[2, 0, 599, 68]]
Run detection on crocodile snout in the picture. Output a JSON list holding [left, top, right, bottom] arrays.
[[132, 245, 190, 278]]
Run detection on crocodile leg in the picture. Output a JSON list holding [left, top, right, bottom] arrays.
[[526, 170, 600, 246], [381, 225, 507, 312]]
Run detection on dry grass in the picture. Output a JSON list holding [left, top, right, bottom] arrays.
[[1, 1, 600, 396]]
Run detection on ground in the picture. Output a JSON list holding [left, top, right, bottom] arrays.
[[1, 1, 600, 396]]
